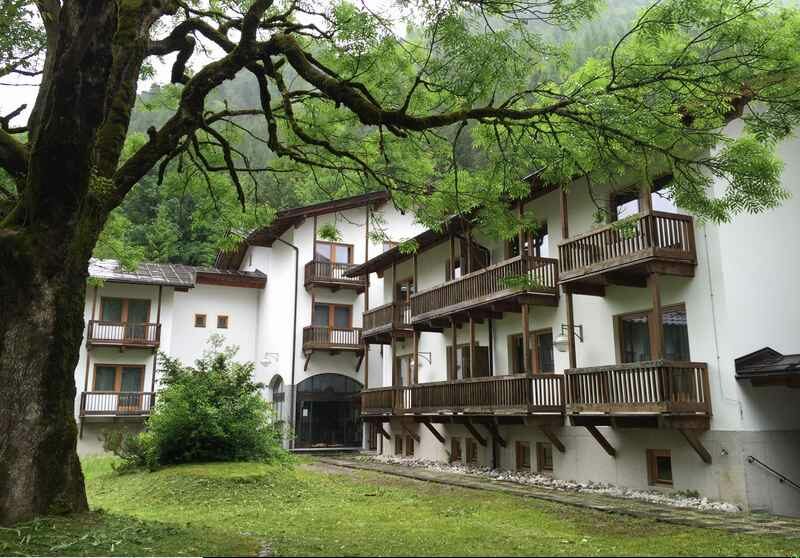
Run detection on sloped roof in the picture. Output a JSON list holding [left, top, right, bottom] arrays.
[[89, 259, 266, 289], [735, 347, 800, 385], [89, 259, 196, 288], [215, 190, 391, 269]]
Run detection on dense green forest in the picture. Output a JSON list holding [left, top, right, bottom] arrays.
[[96, 0, 653, 266]]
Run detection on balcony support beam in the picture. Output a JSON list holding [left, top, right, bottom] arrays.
[[469, 317, 476, 379], [378, 424, 392, 440], [679, 428, 712, 464], [422, 420, 446, 444], [449, 319, 457, 380], [585, 425, 616, 457], [565, 287, 577, 369], [464, 420, 487, 447], [539, 425, 565, 453], [401, 421, 420, 443], [486, 420, 507, 448]]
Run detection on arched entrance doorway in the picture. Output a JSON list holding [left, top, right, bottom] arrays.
[[294, 373, 362, 448]]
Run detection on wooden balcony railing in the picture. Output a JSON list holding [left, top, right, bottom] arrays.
[[565, 361, 711, 415], [302, 325, 363, 350], [558, 211, 696, 280], [79, 391, 155, 417], [304, 260, 367, 290], [363, 301, 411, 335], [87, 320, 160, 348], [361, 374, 564, 416], [410, 255, 559, 322]]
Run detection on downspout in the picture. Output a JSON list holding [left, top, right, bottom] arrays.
[[275, 237, 300, 449]]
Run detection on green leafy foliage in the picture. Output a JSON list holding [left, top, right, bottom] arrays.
[[317, 222, 342, 242], [107, 339, 289, 471]]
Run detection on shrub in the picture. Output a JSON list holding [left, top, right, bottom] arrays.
[[109, 339, 289, 470]]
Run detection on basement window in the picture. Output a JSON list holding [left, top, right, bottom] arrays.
[[515, 441, 531, 472], [647, 449, 673, 486], [466, 438, 479, 465], [405, 436, 415, 457], [217, 315, 229, 329], [450, 437, 462, 463], [536, 442, 554, 473], [194, 314, 207, 328], [394, 436, 403, 456]]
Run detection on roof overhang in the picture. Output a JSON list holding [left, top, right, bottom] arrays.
[[735, 347, 800, 388]]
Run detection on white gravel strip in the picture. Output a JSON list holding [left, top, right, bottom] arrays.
[[357, 455, 741, 513]]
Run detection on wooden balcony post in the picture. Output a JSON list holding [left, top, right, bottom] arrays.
[[391, 333, 398, 386], [518, 201, 525, 256], [466, 224, 473, 274], [522, 304, 532, 375], [450, 318, 457, 380], [649, 273, 664, 359], [364, 204, 370, 390], [413, 330, 419, 384], [449, 232, 456, 280], [639, 180, 653, 213], [565, 287, 577, 369], [469, 316, 476, 379]]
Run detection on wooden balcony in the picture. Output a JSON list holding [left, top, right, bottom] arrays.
[[362, 374, 564, 418], [410, 255, 559, 326], [304, 260, 367, 292], [302, 325, 363, 353], [565, 361, 711, 428], [558, 211, 696, 294], [362, 301, 412, 344], [86, 320, 160, 350], [79, 391, 155, 418]]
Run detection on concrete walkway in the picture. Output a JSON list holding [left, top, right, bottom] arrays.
[[318, 456, 800, 539]]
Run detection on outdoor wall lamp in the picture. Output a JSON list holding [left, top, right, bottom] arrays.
[[553, 324, 584, 353]]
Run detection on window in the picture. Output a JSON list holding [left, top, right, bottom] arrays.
[[405, 436, 415, 457], [217, 315, 229, 329], [466, 438, 479, 465], [450, 437, 462, 463], [100, 297, 150, 324], [505, 224, 549, 258], [647, 449, 673, 486], [93, 364, 145, 393], [312, 303, 352, 329], [395, 278, 415, 303], [445, 257, 462, 281], [194, 314, 207, 328], [395, 436, 404, 456], [609, 176, 677, 221], [394, 354, 415, 386], [507, 330, 554, 374], [315, 241, 353, 264], [617, 304, 690, 363], [447, 344, 490, 379], [515, 441, 531, 471], [536, 442, 554, 473]]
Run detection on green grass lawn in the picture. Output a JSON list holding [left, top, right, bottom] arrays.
[[1, 457, 798, 557]]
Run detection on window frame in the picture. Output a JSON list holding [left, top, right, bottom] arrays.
[[536, 441, 554, 473], [312, 302, 353, 329], [450, 437, 462, 463], [394, 436, 404, 456], [314, 241, 354, 264], [446, 342, 490, 380], [515, 441, 531, 471], [465, 438, 479, 465], [194, 313, 207, 328], [613, 303, 689, 364], [99, 296, 151, 324], [405, 436, 415, 457], [507, 328, 554, 374], [216, 315, 229, 329], [92, 363, 146, 392], [646, 449, 674, 486]]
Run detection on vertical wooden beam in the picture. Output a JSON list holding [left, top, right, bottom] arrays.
[[469, 316, 475, 379], [450, 318, 457, 380], [312, 215, 318, 253], [522, 304, 532, 375], [412, 330, 419, 385], [364, 205, 370, 390], [391, 333, 398, 386], [559, 188, 569, 240], [412, 252, 418, 287], [639, 180, 653, 213], [465, 224, 473, 273], [448, 232, 456, 280], [517, 201, 525, 256], [649, 273, 663, 359], [565, 288, 577, 369]]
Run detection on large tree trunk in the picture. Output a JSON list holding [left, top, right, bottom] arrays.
[[0, 241, 91, 524]]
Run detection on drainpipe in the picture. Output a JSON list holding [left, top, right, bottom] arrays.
[[275, 237, 300, 449]]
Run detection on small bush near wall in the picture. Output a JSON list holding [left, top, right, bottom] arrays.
[[106, 339, 289, 471]]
